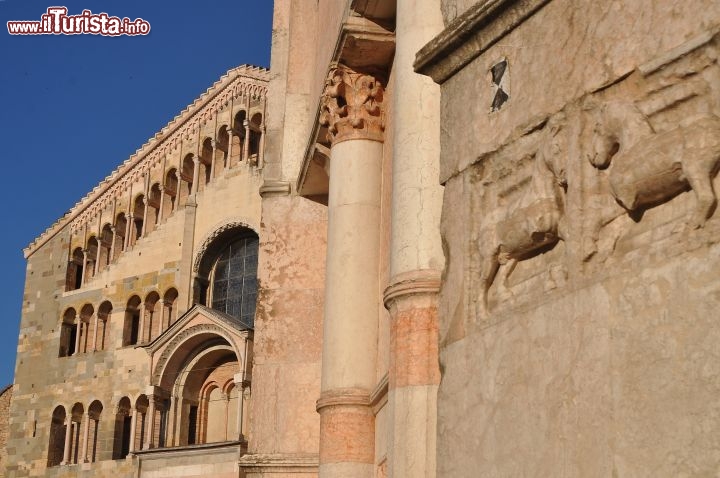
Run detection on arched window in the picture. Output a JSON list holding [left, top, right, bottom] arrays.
[[134, 395, 149, 451], [47, 405, 66, 467], [143, 292, 160, 343], [66, 247, 84, 291], [180, 155, 195, 205], [163, 168, 178, 217], [133, 195, 145, 242], [112, 397, 132, 459], [69, 403, 84, 464], [216, 127, 229, 172], [98, 224, 113, 273], [79, 304, 94, 354], [198, 231, 258, 326], [85, 237, 98, 281], [200, 138, 213, 188], [59, 308, 77, 357], [123, 296, 141, 346], [163, 288, 179, 329], [249, 112, 263, 160], [97, 301, 112, 351], [148, 183, 162, 231], [87, 400, 103, 462], [114, 213, 127, 260], [231, 111, 246, 167]]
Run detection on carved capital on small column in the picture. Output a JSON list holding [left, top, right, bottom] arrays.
[[320, 63, 386, 145]]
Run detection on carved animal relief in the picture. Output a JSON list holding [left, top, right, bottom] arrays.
[[477, 113, 569, 314]]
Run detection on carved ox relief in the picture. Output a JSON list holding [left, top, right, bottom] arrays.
[[478, 113, 568, 314], [583, 100, 720, 258]]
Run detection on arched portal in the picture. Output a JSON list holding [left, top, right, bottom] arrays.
[[155, 329, 245, 448]]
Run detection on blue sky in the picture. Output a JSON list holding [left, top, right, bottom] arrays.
[[0, 1, 273, 387]]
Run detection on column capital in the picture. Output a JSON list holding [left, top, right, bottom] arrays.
[[319, 63, 386, 145]]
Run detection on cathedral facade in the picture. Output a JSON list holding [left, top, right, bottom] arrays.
[[3, 1, 720, 477]]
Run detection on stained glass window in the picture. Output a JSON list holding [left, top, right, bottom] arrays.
[[210, 235, 258, 326]]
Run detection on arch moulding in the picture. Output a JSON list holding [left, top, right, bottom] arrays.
[[192, 217, 259, 273]]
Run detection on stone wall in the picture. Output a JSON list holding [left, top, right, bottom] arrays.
[[417, 0, 720, 476], [0, 385, 12, 474]]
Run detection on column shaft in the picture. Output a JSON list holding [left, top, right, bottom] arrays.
[[72, 315, 81, 356], [81, 414, 90, 462], [109, 228, 116, 264], [144, 398, 156, 449], [387, 1, 445, 477], [243, 121, 251, 163], [157, 186, 165, 223], [226, 131, 233, 169], [190, 157, 200, 195], [319, 139, 383, 478], [91, 314, 99, 352], [128, 409, 137, 453], [61, 418, 73, 464]]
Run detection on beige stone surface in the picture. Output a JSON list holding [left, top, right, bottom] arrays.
[[418, 0, 720, 476]]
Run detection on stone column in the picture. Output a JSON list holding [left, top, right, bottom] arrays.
[[167, 396, 178, 447], [157, 185, 165, 223], [210, 139, 217, 179], [91, 313, 99, 352], [80, 249, 89, 286], [124, 215, 132, 249], [385, 2, 445, 477], [61, 417, 73, 465], [81, 412, 91, 462], [226, 130, 234, 169], [242, 120, 251, 163], [234, 373, 244, 441], [138, 301, 146, 344], [128, 408, 137, 454], [93, 238, 101, 276], [316, 63, 386, 478], [141, 196, 149, 238], [174, 170, 182, 211], [108, 226, 117, 264], [257, 126, 266, 169], [143, 396, 156, 450], [72, 312, 81, 356], [190, 157, 200, 196]]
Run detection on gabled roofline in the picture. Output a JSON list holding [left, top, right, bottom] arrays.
[[141, 303, 253, 354]]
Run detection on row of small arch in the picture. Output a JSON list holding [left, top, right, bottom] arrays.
[[46, 394, 155, 467], [66, 111, 263, 292], [59, 287, 179, 357]]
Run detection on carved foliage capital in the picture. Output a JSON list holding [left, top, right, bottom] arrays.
[[319, 64, 386, 145]]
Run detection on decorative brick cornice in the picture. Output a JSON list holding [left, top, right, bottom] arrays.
[[319, 63, 386, 145]]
